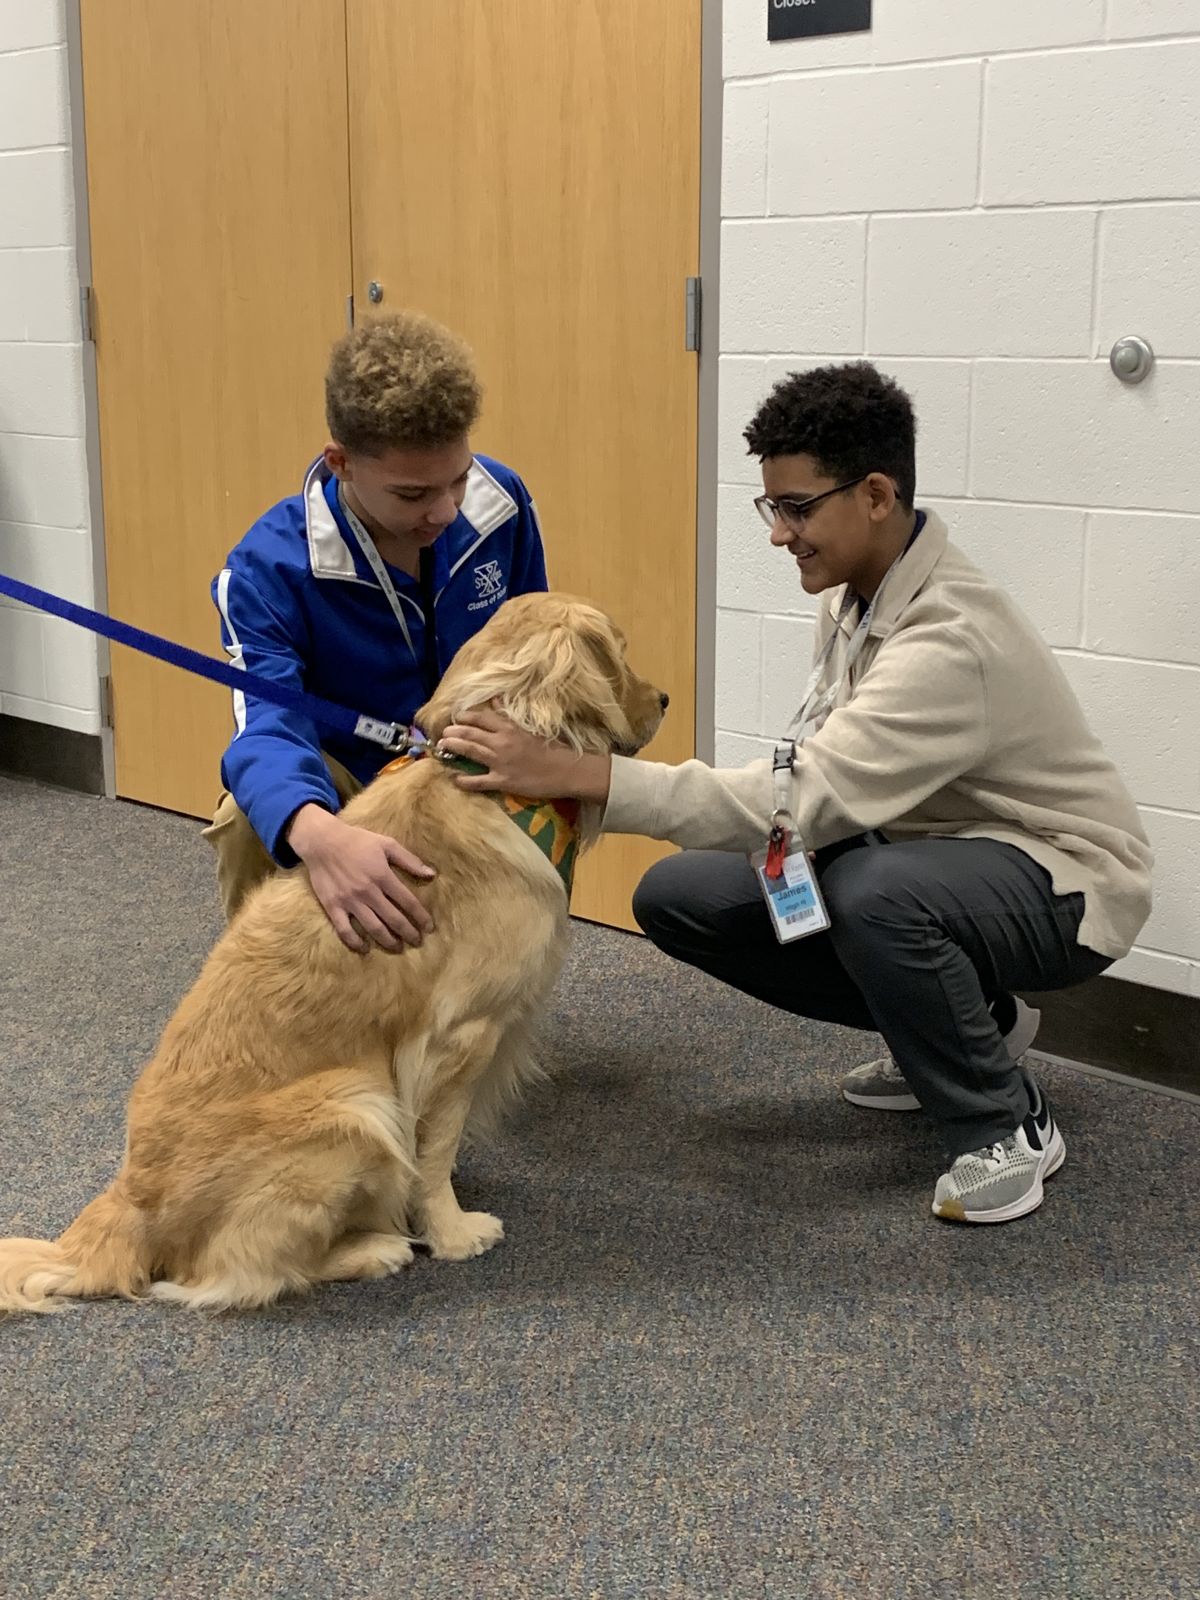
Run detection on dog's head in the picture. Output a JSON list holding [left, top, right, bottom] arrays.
[[418, 592, 667, 756]]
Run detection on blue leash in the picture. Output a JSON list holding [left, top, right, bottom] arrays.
[[0, 571, 422, 755]]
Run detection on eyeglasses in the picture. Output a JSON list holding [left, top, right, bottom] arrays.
[[753, 476, 868, 531]]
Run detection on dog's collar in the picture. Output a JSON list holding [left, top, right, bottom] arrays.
[[379, 749, 580, 895]]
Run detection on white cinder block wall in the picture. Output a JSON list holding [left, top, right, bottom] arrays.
[[0, 0, 98, 736], [716, 0, 1200, 998]]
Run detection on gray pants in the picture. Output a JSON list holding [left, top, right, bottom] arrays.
[[632, 836, 1110, 1160]]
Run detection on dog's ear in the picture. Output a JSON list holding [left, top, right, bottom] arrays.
[[497, 620, 625, 747], [428, 607, 632, 751]]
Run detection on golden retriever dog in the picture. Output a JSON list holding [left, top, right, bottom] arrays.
[[0, 592, 665, 1315]]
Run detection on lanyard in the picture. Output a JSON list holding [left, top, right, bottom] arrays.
[[770, 541, 911, 839], [786, 587, 869, 745], [339, 487, 418, 661]]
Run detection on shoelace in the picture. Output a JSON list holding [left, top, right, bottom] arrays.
[[956, 1135, 1018, 1171]]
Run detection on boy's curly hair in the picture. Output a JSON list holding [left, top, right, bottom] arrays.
[[325, 310, 482, 455], [744, 362, 917, 508]]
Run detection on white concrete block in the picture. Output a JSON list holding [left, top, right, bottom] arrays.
[[717, 485, 816, 616], [0, 692, 100, 736], [0, 432, 89, 528], [0, 45, 68, 150], [984, 43, 1200, 205], [1097, 205, 1200, 360], [761, 354, 836, 398], [769, 63, 981, 217], [715, 609, 763, 735], [876, 359, 971, 500], [0, 341, 85, 436], [1084, 512, 1200, 667], [761, 614, 817, 736], [1107, 0, 1199, 40], [722, 82, 769, 218], [721, 219, 866, 354], [868, 211, 1095, 358], [1107, 946, 1198, 995], [0, 248, 77, 341], [872, 0, 1105, 62], [714, 729, 773, 769], [41, 615, 99, 710], [925, 500, 1085, 649], [0, 522, 94, 606], [723, 0, 1103, 81], [718, 357, 773, 485], [0, 603, 47, 699], [971, 360, 1200, 513], [0, 149, 72, 246], [1135, 807, 1200, 964], [1055, 653, 1200, 812], [0, 0, 65, 55]]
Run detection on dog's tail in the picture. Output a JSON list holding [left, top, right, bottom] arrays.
[[0, 1186, 150, 1316]]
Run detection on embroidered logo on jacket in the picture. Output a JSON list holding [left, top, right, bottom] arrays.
[[469, 559, 507, 612], [474, 560, 504, 597]]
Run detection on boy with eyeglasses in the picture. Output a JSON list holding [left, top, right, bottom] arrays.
[[436, 362, 1153, 1226]]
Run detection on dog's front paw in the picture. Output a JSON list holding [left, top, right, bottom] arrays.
[[427, 1210, 505, 1262]]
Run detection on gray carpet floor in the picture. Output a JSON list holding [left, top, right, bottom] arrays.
[[1, 774, 1197, 1600]]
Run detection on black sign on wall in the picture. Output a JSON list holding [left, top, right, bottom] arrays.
[[768, 0, 872, 43]]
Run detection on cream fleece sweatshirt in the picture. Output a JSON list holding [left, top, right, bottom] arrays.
[[603, 510, 1152, 959]]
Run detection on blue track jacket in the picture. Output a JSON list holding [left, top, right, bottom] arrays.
[[212, 454, 548, 861]]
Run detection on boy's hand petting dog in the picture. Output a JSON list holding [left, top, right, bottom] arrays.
[[438, 708, 612, 803], [287, 803, 435, 954]]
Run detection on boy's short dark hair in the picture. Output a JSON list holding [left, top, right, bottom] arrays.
[[744, 361, 917, 509]]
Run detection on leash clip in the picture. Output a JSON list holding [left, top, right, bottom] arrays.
[[392, 725, 434, 758], [353, 715, 430, 756]]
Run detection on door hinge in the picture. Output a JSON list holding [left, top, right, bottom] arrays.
[[346, 293, 355, 330], [99, 672, 113, 728], [80, 285, 95, 343], [685, 276, 702, 353]]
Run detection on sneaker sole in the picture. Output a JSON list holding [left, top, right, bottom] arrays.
[[932, 1129, 1066, 1224], [842, 1087, 920, 1111]]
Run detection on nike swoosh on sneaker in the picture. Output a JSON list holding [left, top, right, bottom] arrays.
[[1022, 1078, 1053, 1152]]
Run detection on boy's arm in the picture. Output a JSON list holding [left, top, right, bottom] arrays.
[[213, 563, 341, 864], [214, 562, 436, 953]]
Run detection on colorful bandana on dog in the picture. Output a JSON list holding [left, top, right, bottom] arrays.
[[379, 752, 581, 896]]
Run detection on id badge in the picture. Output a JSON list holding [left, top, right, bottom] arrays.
[[749, 840, 831, 944]]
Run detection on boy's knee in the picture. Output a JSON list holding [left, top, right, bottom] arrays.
[[202, 793, 275, 921], [631, 851, 746, 959], [203, 788, 245, 840], [631, 856, 688, 943], [821, 845, 924, 935]]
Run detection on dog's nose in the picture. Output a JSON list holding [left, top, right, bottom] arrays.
[[659, 692, 670, 710]]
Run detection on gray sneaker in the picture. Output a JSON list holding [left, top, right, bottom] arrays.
[[932, 1072, 1065, 1223], [839, 996, 1041, 1112]]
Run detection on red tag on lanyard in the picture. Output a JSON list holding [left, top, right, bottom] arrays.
[[765, 824, 791, 881]]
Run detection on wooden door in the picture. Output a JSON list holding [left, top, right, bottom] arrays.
[[82, 0, 353, 816], [345, 0, 701, 928]]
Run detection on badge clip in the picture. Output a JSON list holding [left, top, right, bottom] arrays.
[[765, 821, 791, 881]]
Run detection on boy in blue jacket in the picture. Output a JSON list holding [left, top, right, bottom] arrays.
[[203, 311, 548, 952]]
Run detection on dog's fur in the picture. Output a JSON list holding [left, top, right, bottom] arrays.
[[0, 592, 664, 1314]]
